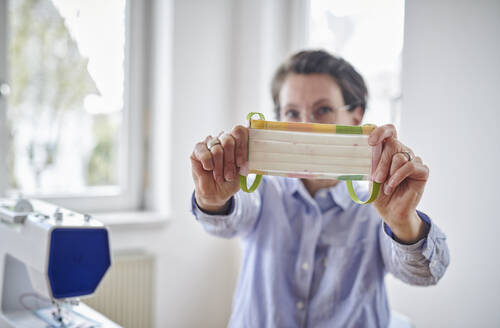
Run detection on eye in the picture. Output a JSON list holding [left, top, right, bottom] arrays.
[[284, 109, 300, 120], [317, 106, 333, 115]]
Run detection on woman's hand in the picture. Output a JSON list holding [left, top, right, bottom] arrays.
[[190, 125, 248, 213], [368, 124, 430, 243]]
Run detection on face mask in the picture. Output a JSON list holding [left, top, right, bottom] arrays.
[[239, 112, 381, 204]]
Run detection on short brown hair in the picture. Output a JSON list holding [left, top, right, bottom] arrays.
[[271, 50, 368, 119]]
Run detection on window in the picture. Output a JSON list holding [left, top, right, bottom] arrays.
[[307, 0, 405, 127], [0, 0, 146, 212]]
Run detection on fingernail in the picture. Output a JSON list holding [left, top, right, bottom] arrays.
[[239, 162, 249, 176], [375, 171, 384, 183]]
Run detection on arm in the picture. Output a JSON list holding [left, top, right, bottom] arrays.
[[379, 210, 450, 285], [369, 124, 436, 243], [191, 186, 262, 239], [190, 124, 262, 238], [368, 125, 449, 283]]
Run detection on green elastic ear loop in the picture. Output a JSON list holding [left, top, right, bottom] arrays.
[[240, 112, 265, 193], [246, 112, 265, 120], [346, 181, 381, 204], [240, 174, 263, 193]]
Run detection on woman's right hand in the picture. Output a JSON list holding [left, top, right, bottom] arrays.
[[190, 125, 249, 213]]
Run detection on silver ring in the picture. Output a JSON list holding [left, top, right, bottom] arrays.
[[400, 150, 414, 162], [207, 131, 224, 150], [207, 138, 221, 150]]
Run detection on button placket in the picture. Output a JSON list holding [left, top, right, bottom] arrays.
[[294, 187, 325, 322]]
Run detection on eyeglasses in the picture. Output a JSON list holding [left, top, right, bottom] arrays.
[[282, 103, 360, 124]]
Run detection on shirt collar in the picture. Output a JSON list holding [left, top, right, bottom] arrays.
[[328, 181, 353, 211], [285, 178, 353, 211]]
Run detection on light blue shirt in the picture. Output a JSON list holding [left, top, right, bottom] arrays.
[[191, 176, 449, 327]]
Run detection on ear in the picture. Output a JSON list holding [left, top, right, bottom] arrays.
[[351, 106, 364, 126]]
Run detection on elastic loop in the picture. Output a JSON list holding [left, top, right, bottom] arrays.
[[239, 112, 265, 193], [240, 174, 263, 193], [247, 112, 265, 121], [346, 181, 380, 204]]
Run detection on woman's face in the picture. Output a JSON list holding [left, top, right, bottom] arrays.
[[279, 73, 363, 125]]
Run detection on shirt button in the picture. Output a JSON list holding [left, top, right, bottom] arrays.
[[301, 262, 309, 270], [323, 258, 328, 267], [296, 301, 304, 310]]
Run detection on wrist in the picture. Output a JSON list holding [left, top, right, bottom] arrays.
[[195, 194, 232, 214], [387, 211, 428, 244]]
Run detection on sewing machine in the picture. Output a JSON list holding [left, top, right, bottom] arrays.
[[0, 198, 121, 327]]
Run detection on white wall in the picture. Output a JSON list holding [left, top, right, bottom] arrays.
[[111, 1, 240, 327], [386, 0, 500, 327], [149, 0, 240, 326]]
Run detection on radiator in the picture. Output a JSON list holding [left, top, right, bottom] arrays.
[[84, 251, 154, 328]]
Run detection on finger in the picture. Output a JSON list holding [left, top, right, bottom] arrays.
[[239, 161, 249, 176], [373, 138, 399, 183], [210, 143, 224, 183], [383, 157, 429, 195], [190, 155, 215, 197], [193, 136, 214, 170], [371, 143, 383, 180], [220, 133, 236, 181], [412, 156, 423, 165], [231, 125, 248, 168], [368, 124, 397, 146], [190, 154, 206, 178], [389, 152, 409, 177]]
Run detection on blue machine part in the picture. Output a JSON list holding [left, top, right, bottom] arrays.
[[48, 228, 111, 298]]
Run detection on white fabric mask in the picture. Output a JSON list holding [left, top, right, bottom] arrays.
[[239, 112, 381, 204]]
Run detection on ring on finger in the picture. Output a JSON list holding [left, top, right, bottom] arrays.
[[398, 150, 414, 162], [207, 131, 224, 150], [207, 138, 221, 150]]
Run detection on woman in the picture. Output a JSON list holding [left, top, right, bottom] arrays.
[[190, 50, 449, 327]]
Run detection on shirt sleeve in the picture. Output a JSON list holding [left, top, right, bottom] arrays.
[[190, 181, 263, 239], [379, 210, 450, 286]]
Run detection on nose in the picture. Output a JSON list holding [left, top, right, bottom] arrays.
[[302, 111, 315, 123]]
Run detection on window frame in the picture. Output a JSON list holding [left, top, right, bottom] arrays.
[[0, 0, 147, 213]]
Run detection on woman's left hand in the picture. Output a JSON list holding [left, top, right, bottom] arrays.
[[368, 124, 430, 243]]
